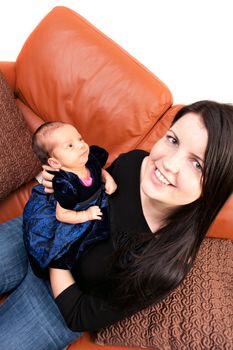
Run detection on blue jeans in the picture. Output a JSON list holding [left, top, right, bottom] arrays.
[[0, 216, 81, 350]]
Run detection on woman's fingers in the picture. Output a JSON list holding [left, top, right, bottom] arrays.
[[43, 180, 54, 193], [41, 165, 58, 193]]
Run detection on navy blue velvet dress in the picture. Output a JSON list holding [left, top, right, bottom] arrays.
[[23, 146, 110, 269]]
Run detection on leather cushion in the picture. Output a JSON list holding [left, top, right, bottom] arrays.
[[15, 6, 172, 166], [0, 71, 41, 200]]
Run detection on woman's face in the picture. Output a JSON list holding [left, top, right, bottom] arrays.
[[141, 112, 208, 208]]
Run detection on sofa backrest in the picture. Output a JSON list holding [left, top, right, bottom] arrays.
[[15, 6, 173, 165]]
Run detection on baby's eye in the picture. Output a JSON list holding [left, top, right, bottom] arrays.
[[68, 144, 73, 148], [166, 135, 178, 145], [192, 160, 202, 172]]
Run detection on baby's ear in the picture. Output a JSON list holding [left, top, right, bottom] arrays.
[[47, 157, 61, 169]]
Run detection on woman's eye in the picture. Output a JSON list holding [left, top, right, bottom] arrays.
[[192, 160, 202, 172], [166, 135, 177, 145]]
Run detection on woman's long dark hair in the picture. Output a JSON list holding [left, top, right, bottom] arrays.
[[108, 100, 233, 311]]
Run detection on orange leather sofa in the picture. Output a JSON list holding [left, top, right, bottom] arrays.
[[0, 6, 232, 350]]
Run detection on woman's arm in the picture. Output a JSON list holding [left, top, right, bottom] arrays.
[[50, 268, 75, 298], [49, 267, 129, 332]]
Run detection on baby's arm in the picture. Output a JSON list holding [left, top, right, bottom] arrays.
[[56, 203, 102, 224], [101, 169, 117, 195]]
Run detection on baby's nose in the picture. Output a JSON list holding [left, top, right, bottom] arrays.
[[78, 142, 86, 150]]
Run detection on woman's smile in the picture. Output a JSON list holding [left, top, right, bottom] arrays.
[[154, 167, 173, 186]]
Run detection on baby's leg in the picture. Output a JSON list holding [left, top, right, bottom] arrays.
[[0, 216, 28, 293]]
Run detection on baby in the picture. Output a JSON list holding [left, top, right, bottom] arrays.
[[23, 121, 117, 271]]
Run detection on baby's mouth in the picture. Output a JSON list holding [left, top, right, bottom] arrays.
[[79, 149, 88, 157]]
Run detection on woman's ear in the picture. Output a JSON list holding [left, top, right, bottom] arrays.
[[47, 157, 61, 169]]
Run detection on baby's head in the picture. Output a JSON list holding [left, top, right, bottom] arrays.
[[32, 121, 65, 164], [32, 122, 89, 170]]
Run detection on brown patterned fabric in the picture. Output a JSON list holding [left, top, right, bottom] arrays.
[[95, 238, 233, 349], [0, 71, 41, 200]]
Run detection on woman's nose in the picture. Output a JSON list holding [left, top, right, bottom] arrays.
[[162, 154, 180, 174]]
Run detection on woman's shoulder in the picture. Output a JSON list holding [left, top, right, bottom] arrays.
[[107, 149, 148, 176], [119, 149, 148, 159], [114, 149, 148, 166]]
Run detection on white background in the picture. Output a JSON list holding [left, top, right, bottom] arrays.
[[0, 0, 232, 104]]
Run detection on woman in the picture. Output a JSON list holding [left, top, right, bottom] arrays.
[[0, 101, 233, 350]]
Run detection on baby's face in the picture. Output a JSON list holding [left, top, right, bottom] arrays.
[[49, 124, 89, 170]]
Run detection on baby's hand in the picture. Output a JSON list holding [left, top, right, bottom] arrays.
[[86, 206, 103, 220], [105, 178, 117, 195]]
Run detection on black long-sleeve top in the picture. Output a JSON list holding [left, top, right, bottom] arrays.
[[55, 150, 151, 332]]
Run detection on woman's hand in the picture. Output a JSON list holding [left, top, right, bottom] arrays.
[[41, 165, 58, 193]]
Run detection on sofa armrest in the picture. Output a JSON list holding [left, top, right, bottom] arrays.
[[0, 181, 37, 224], [0, 62, 16, 91], [68, 332, 156, 350]]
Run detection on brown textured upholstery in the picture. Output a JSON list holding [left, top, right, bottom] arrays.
[[0, 72, 41, 200], [0, 6, 232, 350], [0, 62, 16, 90], [95, 238, 233, 349]]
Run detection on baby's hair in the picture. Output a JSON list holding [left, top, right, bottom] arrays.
[[32, 121, 67, 164]]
